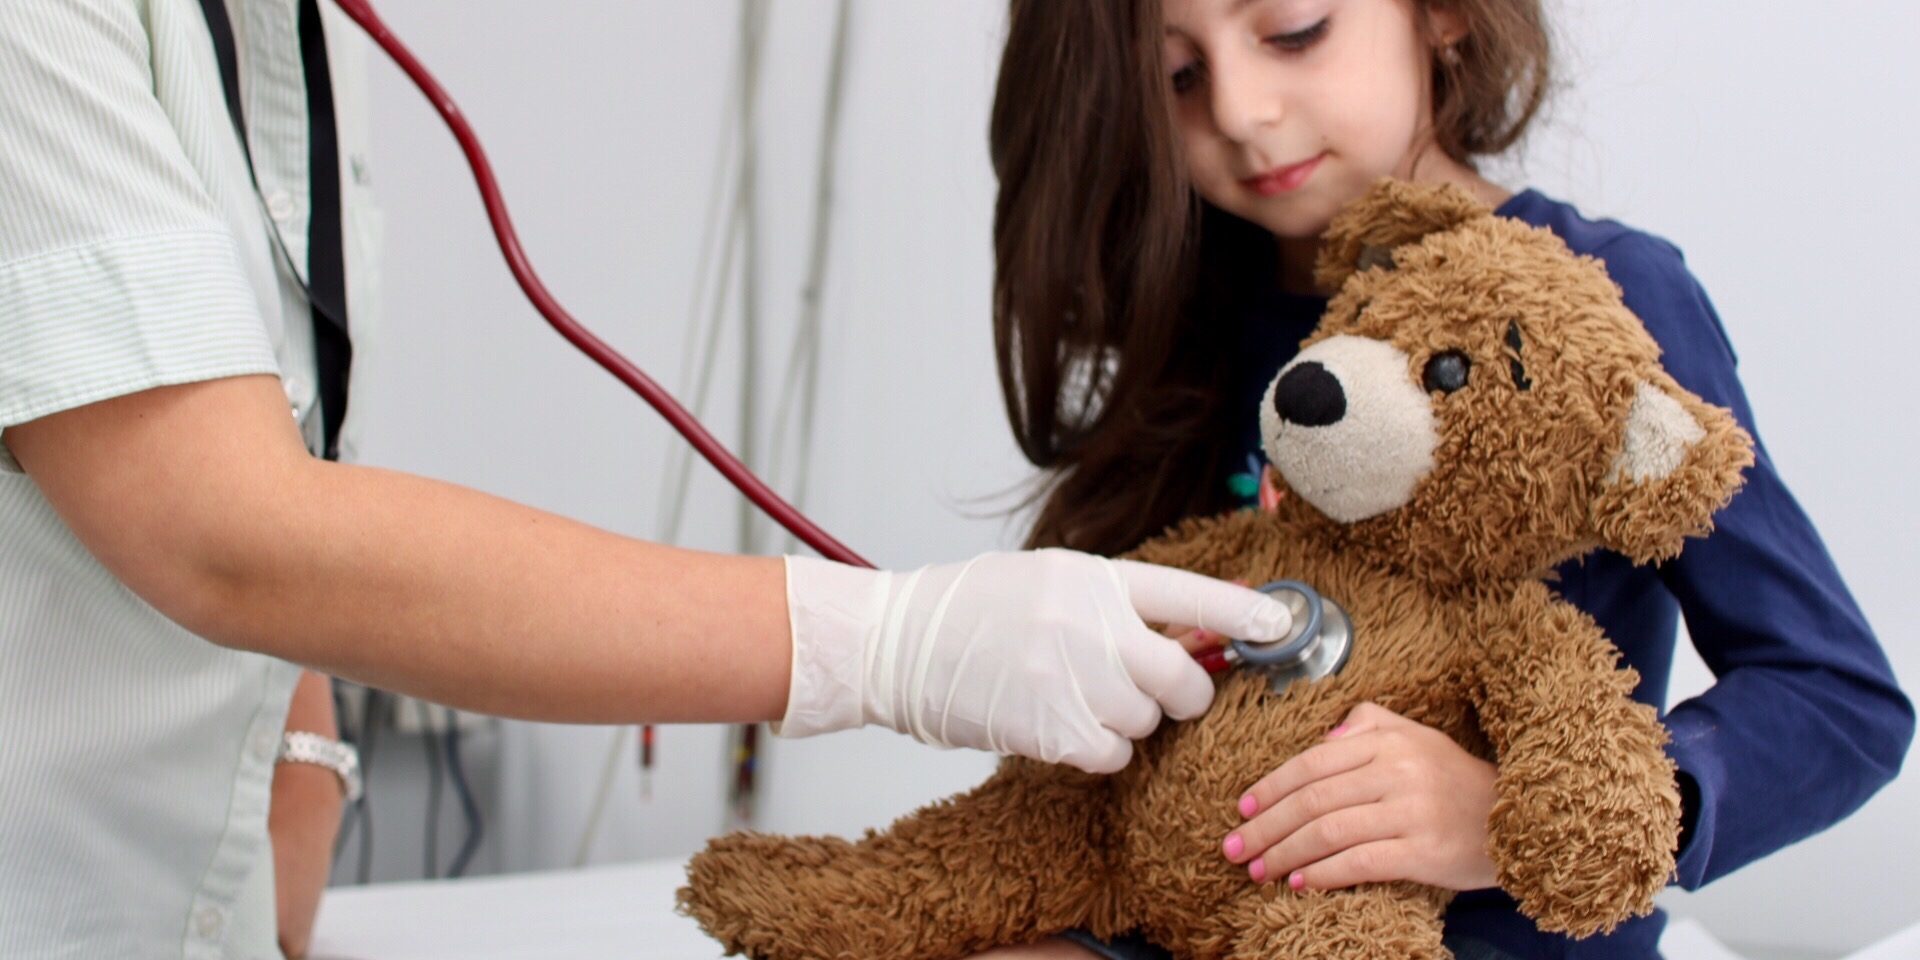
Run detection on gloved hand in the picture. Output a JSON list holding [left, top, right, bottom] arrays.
[[776, 549, 1294, 773]]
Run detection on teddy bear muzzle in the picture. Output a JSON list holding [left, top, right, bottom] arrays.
[[1260, 334, 1439, 524]]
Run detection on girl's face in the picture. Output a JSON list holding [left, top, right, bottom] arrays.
[[1162, 0, 1476, 241]]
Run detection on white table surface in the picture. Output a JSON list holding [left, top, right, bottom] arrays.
[[309, 859, 725, 960], [310, 857, 1915, 960]]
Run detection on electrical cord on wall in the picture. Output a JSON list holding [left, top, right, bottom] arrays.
[[418, 699, 444, 879], [353, 690, 381, 884], [444, 709, 484, 878]]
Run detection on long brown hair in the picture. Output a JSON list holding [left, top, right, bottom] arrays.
[[992, 0, 1552, 555]]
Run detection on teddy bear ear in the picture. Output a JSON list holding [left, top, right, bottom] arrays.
[[1313, 178, 1492, 293], [1589, 372, 1755, 564]]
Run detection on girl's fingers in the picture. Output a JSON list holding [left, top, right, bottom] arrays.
[[1236, 733, 1375, 819], [1246, 804, 1399, 886], [1163, 624, 1226, 655], [1281, 838, 1410, 892], [1324, 700, 1398, 742], [1222, 766, 1386, 864]]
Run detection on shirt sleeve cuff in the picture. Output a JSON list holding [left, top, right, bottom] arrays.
[[1665, 709, 1724, 889], [0, 230, 281, 472]]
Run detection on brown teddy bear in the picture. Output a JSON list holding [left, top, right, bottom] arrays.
[[678, 179, 1755, 959]]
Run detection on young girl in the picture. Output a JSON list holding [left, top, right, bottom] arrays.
[[977, 0, 1913, 957]]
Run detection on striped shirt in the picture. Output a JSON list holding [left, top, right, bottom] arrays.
[[0, 1, 381, 955]]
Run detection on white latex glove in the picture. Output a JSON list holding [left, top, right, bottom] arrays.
[[776, 549, 1294, 774]]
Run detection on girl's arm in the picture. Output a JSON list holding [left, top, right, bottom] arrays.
[[270, 670, 346, 960], [1600, 232, 1913, 888]]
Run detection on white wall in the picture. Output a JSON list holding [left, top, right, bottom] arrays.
[[341, 1, 1919, 955]]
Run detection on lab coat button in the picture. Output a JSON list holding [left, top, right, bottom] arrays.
[[266, 191, 295, 222], [252, 729, 278, 762], [194, 906, 223, 938]]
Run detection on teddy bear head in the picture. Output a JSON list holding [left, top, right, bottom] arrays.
[[1259, 179, 1754, 586]]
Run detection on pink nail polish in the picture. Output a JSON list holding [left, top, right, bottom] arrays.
[[1288, 871, 1305, 890], [1238, 793, 1258, 818], [1326, 724, 1349, 739], [1248, 859, 1267, 882], [1223, 834, 1244, 859]]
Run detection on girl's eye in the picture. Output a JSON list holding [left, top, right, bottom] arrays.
[[1423, 351, 1471, 394], [1170, 62, 1204, 95], [1266, 17, 1330, 52]]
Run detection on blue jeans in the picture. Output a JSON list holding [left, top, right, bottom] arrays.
[[1057, 929, 1522, 960]]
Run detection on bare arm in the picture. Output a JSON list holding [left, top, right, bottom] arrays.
[[5, 375, 791, 724], [270, 670, 345, 959]]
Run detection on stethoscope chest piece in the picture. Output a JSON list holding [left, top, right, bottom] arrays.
[[1227, 580, 1355, 695]]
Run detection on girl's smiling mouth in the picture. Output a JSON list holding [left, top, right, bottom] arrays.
[[1243, 152, 1328, 196]]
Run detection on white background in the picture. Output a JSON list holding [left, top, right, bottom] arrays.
[[334, 2, 1918, 956]]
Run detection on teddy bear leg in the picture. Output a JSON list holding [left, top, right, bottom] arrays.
[[1221, 882, 1451, 960], [680, 760, 1118, 960]]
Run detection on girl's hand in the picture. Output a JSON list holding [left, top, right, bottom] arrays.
[[1221, 702, 1499, 893]]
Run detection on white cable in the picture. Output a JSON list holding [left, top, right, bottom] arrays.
[[764, 0, 852, 555], [656, 193, 748, 544], [577, 0, 768, 868], [570, 724, 631, 868], [574, 0, 854, 862], [734, 0, 769, 553], [655, 43, 754, 546]]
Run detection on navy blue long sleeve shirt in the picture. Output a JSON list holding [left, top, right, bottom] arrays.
[[1216, 188, 1913, 959]]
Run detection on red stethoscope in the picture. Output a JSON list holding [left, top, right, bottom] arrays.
[[329, 0, 1352, 686]]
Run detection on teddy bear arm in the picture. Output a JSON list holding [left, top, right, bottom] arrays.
[[1470, 597, 1681, 938], [1216, 882, 1451, 960], [680, 759, 1118, 960]]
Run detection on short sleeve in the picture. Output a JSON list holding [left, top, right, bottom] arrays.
[[0, 0, 280, 472]]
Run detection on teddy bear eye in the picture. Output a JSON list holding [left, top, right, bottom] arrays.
[[1423, 351, 1471, 394]]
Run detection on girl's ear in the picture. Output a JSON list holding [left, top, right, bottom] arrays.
[[1313, 178, 1490, 293], [1424, 2, 1469, 49], [1588, 371, 1754, 564]]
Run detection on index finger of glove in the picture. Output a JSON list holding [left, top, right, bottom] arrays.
[[1112, 560, 1293, 642]]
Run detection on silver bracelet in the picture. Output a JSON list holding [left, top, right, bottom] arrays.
[[277, 731, 363, 803]]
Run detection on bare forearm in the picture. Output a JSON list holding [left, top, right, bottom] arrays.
[[272, 671, 344, 959], [187, 461, 793, 724], [9, 376, 793, 725]]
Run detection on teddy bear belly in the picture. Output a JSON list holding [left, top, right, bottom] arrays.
[[1105, 563, 1477, 929]]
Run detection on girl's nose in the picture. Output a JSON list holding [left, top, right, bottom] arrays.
[[1208, 55, 1282, 143]]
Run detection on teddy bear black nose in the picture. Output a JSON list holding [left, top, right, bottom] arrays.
[[1273, 361, 1346, 427]]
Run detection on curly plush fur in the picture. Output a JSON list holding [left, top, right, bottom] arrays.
[[680, 180, 1755, 959]]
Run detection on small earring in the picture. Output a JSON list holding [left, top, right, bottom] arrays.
[[1439, 43, 1462, 67]]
